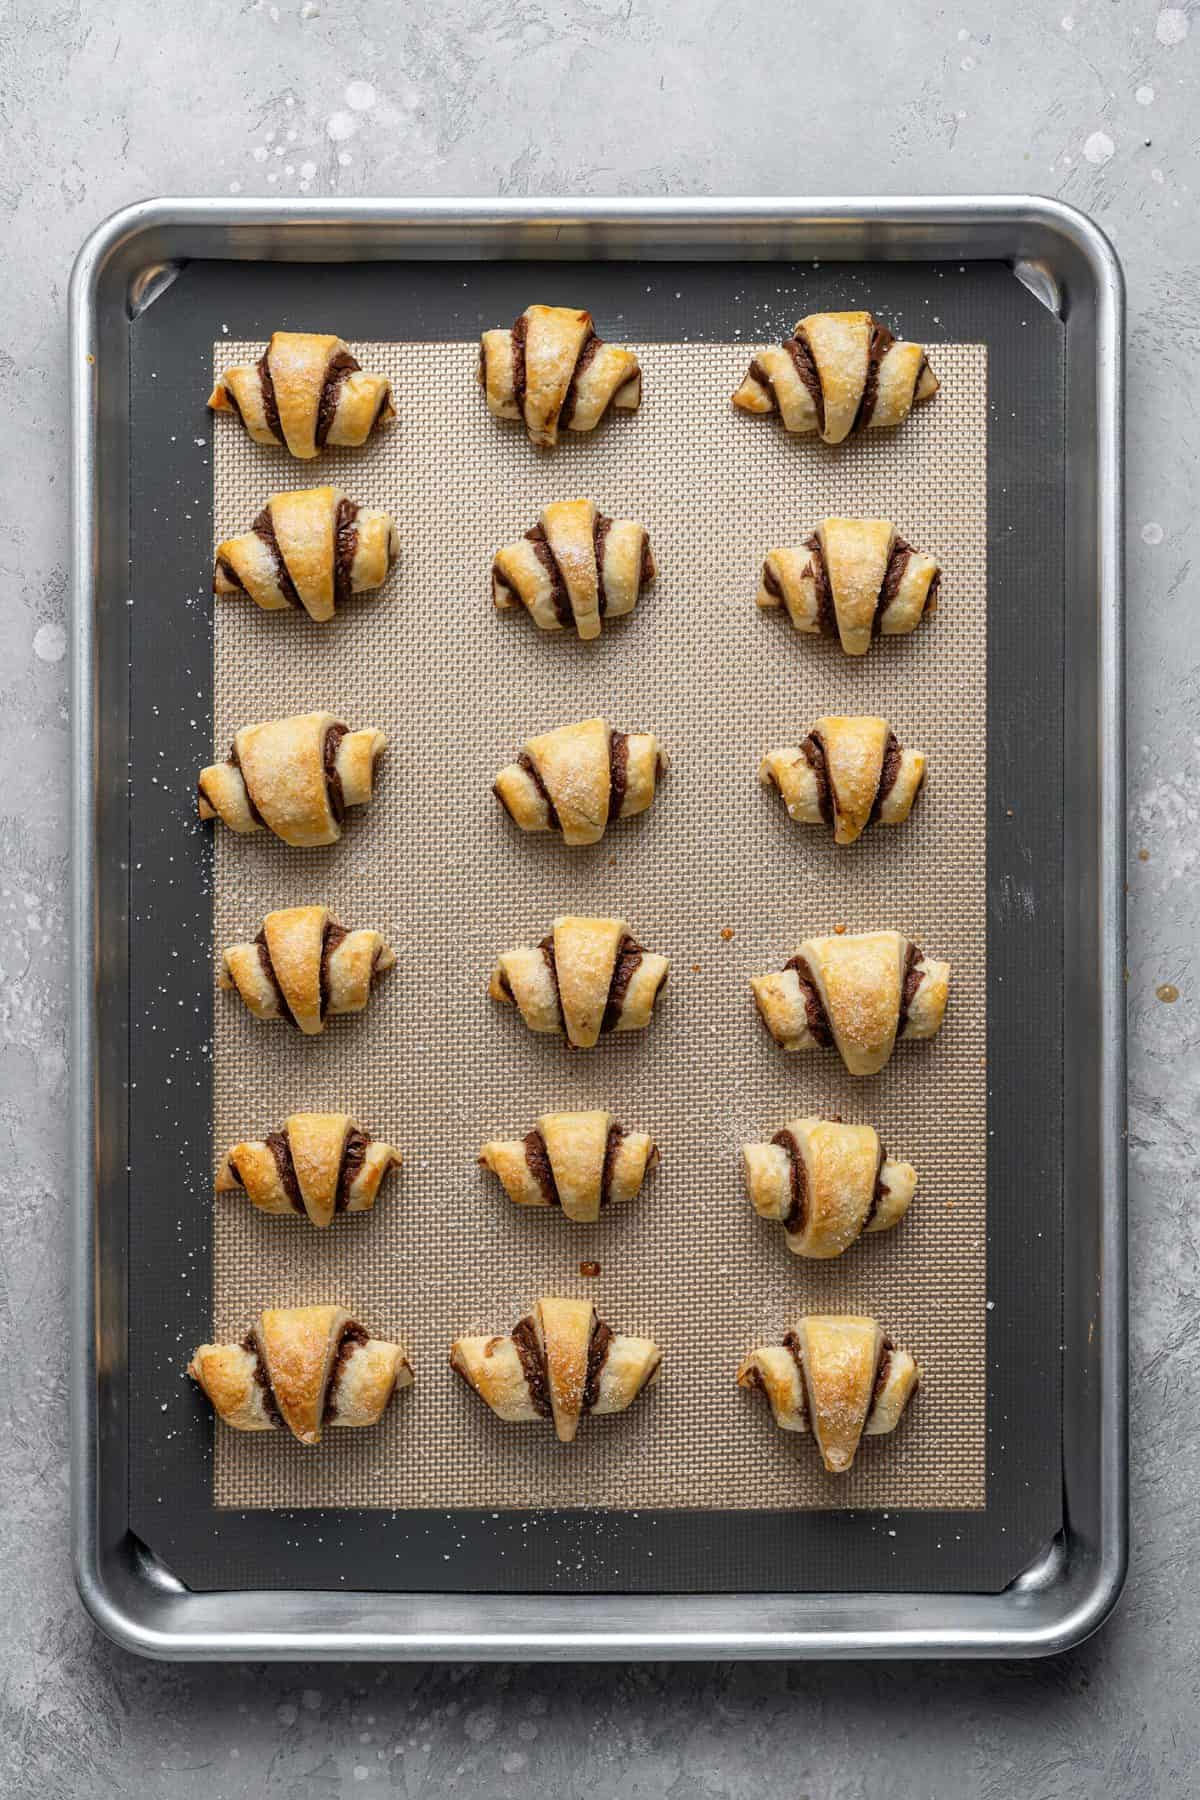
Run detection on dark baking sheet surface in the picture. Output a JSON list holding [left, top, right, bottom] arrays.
[[126, 258, 1063, 1595]]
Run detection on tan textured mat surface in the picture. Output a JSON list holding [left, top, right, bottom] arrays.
[[209, 337, 987, 1511]]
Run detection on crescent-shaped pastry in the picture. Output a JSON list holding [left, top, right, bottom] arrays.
[[189, 1305, 412, 1444], [757, 519, 941, 656], [479, 305, 642, 447], [760, 717, 926, 845], [214, 486, 398, 622], [208, 331, 395, 459], [489, 915, 669, 1048], [480, 1110, 658, 1223], [216, 1113, 401, 1228], [494, 718, 667, 845], [198, 712, 386, 847], [738, 1315, 919, 1472], [732, 311, 938, 443], [751, 930, 950, 1076], [451, 1296, 661, 1441], [492, 499, 655, 640], [743, 1117, 916, 1258], [220, 904, 395, 1035]]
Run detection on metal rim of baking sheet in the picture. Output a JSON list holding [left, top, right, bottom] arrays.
[[69, 195, 1126, 1661]]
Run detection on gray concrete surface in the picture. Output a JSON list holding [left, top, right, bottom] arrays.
[[1, 0, 1194, 1794]]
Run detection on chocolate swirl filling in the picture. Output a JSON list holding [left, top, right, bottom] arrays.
[[852, 320, 896, 433], [251, 504, 303, 609], [801, 733, 834, 826], [804, 534, 838, 636], [509, 1316, 552, 1419], [869, 733, 903, 821], [256, 349, 282, 442], [780, 955, 834, 1048], [510, 311, 528, 414], [772, 1129, 809, 1236], [601, 937, 650, 1034], [559, 329, 600, 431], [318, 921, 349, 1022], [895, 942, 925, 1040], [333, 497, 361, 608], [314, 348, 361, 449], [783, 331, 825, 432], [242, 1330, 282, 1424], [323, 722, 349, 827], [863, 1141, 889, 1232], [323, 1321, 371, 1423]]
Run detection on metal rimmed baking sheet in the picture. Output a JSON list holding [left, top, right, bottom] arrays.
[[72, 197, 1129, 1656]]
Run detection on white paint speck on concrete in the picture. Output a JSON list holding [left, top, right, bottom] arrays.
[[1142, 521, 1165, 545], [345, 80, 376, 111], [33, 624, 66, 664], [1156, 8, 1189, 45], [326, 110, 357, 141], [1083, 129, 1115, 164], [1136, 84, 1155, 104]]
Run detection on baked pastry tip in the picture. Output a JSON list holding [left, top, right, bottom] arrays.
[[479, 304, 642, 447], [492, 499, 654, 640], [490, 915, 669, 1048], [451, 1296, 661, 1441], [733, 310, 937, 443], [751, 929, 950, 1076], [189, 1304, 412, 1444], [480, 1110, 658, 1223], [738, 1315, 919, 1472], [198, 711, 385, 846], [208, 331, 395, 459], [494, 717, 667, 845], [217, 1113, 401, 1227], [760, 716, 925, 845], [757, 518, 940, 656], [220, 904, 395, 1034]]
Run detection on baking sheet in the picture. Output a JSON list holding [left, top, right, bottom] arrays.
[[210, 338, 987, 1513], [119, 257, 1057, 1591]]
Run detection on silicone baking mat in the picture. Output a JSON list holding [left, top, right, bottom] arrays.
[[125, 257, 1065, 1593], [207, 336, 987, 1512]]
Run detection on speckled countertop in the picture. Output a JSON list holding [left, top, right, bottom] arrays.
[[3, 1, 1196, 1794]]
